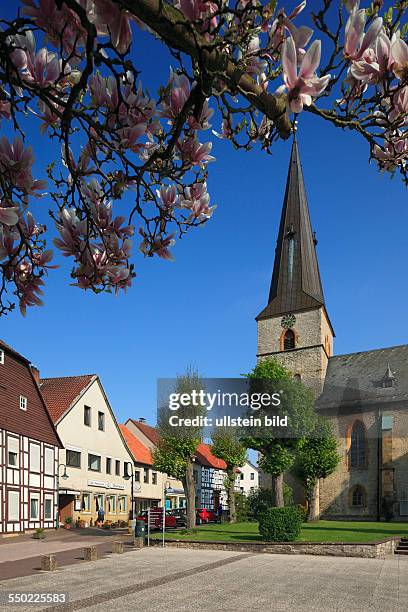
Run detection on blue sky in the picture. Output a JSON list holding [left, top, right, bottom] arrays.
[[2, 2, 407, 427]]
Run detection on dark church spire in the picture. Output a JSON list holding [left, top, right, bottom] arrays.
[[257, 136, 325, 320]]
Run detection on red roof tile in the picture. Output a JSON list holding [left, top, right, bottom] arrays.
[[40, 375, 96, 423], [196, 443, 227, 470], [128, 420, 226, 470], [119, 425, 153, 466], [128, 419, 160, 445]]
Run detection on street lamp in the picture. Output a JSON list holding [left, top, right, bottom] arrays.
[[124, 462, 135, 520], [55, 464, 69, 529]]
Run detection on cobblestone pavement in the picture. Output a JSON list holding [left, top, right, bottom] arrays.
[[1, 547, 408, 612]]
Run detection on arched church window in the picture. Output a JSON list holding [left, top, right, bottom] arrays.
[[351, 485, 366, 507], [350, 421, 367, 468], [283, 329, 295, 350]]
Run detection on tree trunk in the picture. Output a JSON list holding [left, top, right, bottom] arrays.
[[183, 459, 196, 529], [272, 473, 284, 507], [227, 473, 236, 523], [307, 480, 320, 522]]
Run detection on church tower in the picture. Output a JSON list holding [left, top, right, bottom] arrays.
[[256, 136, 334, 394]]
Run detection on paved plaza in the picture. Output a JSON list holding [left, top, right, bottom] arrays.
[[1, 546, 408, 611]]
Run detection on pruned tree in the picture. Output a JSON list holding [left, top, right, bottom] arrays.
[[211, 428, 247, 523], [153, 368, 204, 529], [0, 0, 406, 314], [242, 357, 316, 507], [293, 417, 340, 521]]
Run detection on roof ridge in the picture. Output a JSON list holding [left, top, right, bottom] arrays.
[[40, 374, 97, 381], [330, 343, 408, 360]]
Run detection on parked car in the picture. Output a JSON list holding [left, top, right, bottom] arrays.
[[136, 509, 177, 530], [169, 508, 187, 527], [196, 508, 216, 524]]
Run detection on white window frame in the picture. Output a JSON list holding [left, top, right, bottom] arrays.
[[118, 496, 127, 513], [30, 494, 40, 520], [88, 453, 101, 472], [0, 349, 4, 364], [82, 492, 91, 513], [8, 451, 18, 468], [44, 496, 53, 520], [19, 396, 27, 411], [107, 495, 117, 514]]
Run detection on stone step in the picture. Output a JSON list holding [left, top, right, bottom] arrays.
[[397, 543, 408, 548], [395, 550, 408, 555]]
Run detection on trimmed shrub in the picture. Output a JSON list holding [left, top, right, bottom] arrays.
[[258, 507, 302, 542], [235, 492, 251, 522]]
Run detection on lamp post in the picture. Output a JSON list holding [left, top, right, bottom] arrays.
[[55, 464, 69, 529], [124, 462, 135, 520]]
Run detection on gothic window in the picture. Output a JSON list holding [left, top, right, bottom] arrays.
[[351, 485, 366, 507], [349, 421, 367, 468], [283, 329, 295, 350]]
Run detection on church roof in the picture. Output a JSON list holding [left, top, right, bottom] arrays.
[[257, 136, 326, 320], [317, 344, 408, 410]]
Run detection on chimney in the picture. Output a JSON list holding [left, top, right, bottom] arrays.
[[138, 417, 146, 423], [31, 365, 40, 385]]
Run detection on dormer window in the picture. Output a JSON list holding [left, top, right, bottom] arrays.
[[0, 349, 4, 364], [19, 396, 27, 411]]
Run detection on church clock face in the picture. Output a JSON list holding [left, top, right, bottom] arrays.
[[281, 314, 296, 329]]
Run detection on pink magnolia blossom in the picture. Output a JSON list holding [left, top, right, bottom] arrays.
[[180, 182, 216, 222], [0, 136, 46, 195], [177, 135, 215, 166], [0, 207, 19, 227], [350, 32, 391, 84], [344, 8, 383, 61], [389, 86, 408, 125], [373, 132, 408, 172], [160, 71, 191, 122], [139, 228, 176, 260], [0, 101, 11, 122], [269, 1, 309, 56], [278, 37, 331, 113], [0, 225, 19, 261], [174, 0, 218, 36], [157, 185, 179, 210], [390, 35, 408, 81], [87, 0, 133, 54]]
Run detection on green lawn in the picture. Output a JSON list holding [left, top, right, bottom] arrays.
[[153, 521, 408, 543]]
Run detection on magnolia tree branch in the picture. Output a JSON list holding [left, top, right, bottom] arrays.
[[0, 0, 406, 316]]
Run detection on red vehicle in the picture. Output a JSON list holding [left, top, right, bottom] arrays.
[[136, 509, 176, 530], [196, 508, 216, 524]]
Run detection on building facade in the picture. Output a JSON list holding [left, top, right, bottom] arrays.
[[0, 340, 62, 536], [41, 375, 134, 526], [236, 461, 259, 495], [125, 419, 186, 509], [256, 137, 408, 520], [119, 424, 165, 513]]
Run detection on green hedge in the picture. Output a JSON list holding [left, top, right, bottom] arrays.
[[258, 507, 302, 542]]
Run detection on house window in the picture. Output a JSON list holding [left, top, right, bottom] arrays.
[[382, 415, 393, 430], [115, 460, 120, 476], [30, 444, 41, 472], [106, 495, 116, 514], [143, 468, 149, 484], [351, 485, 366, 507], [152, 472, 157, 485], [118, 496, 127, 513], [106, 457, 112, 474], [0, 349, 4, 364], [98, 412, 105, 431], [82, 493, 91, 512], [283, 329, 295, 350], [8, 451, 18, 467], [94, 494, 104, 512], [44, 497, 53, 520], [134, 470, 140, 482], [84, 406, 91, 427], [350, 421, 367, 468], [66, 449, 81, 468], [30, 496, 39, 520], [88, 453, 101, 472], [8, 491, 19, 521], [19, 396, 27, 411], [250, 473, 255, 480], [240, 473, 244, 480]]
